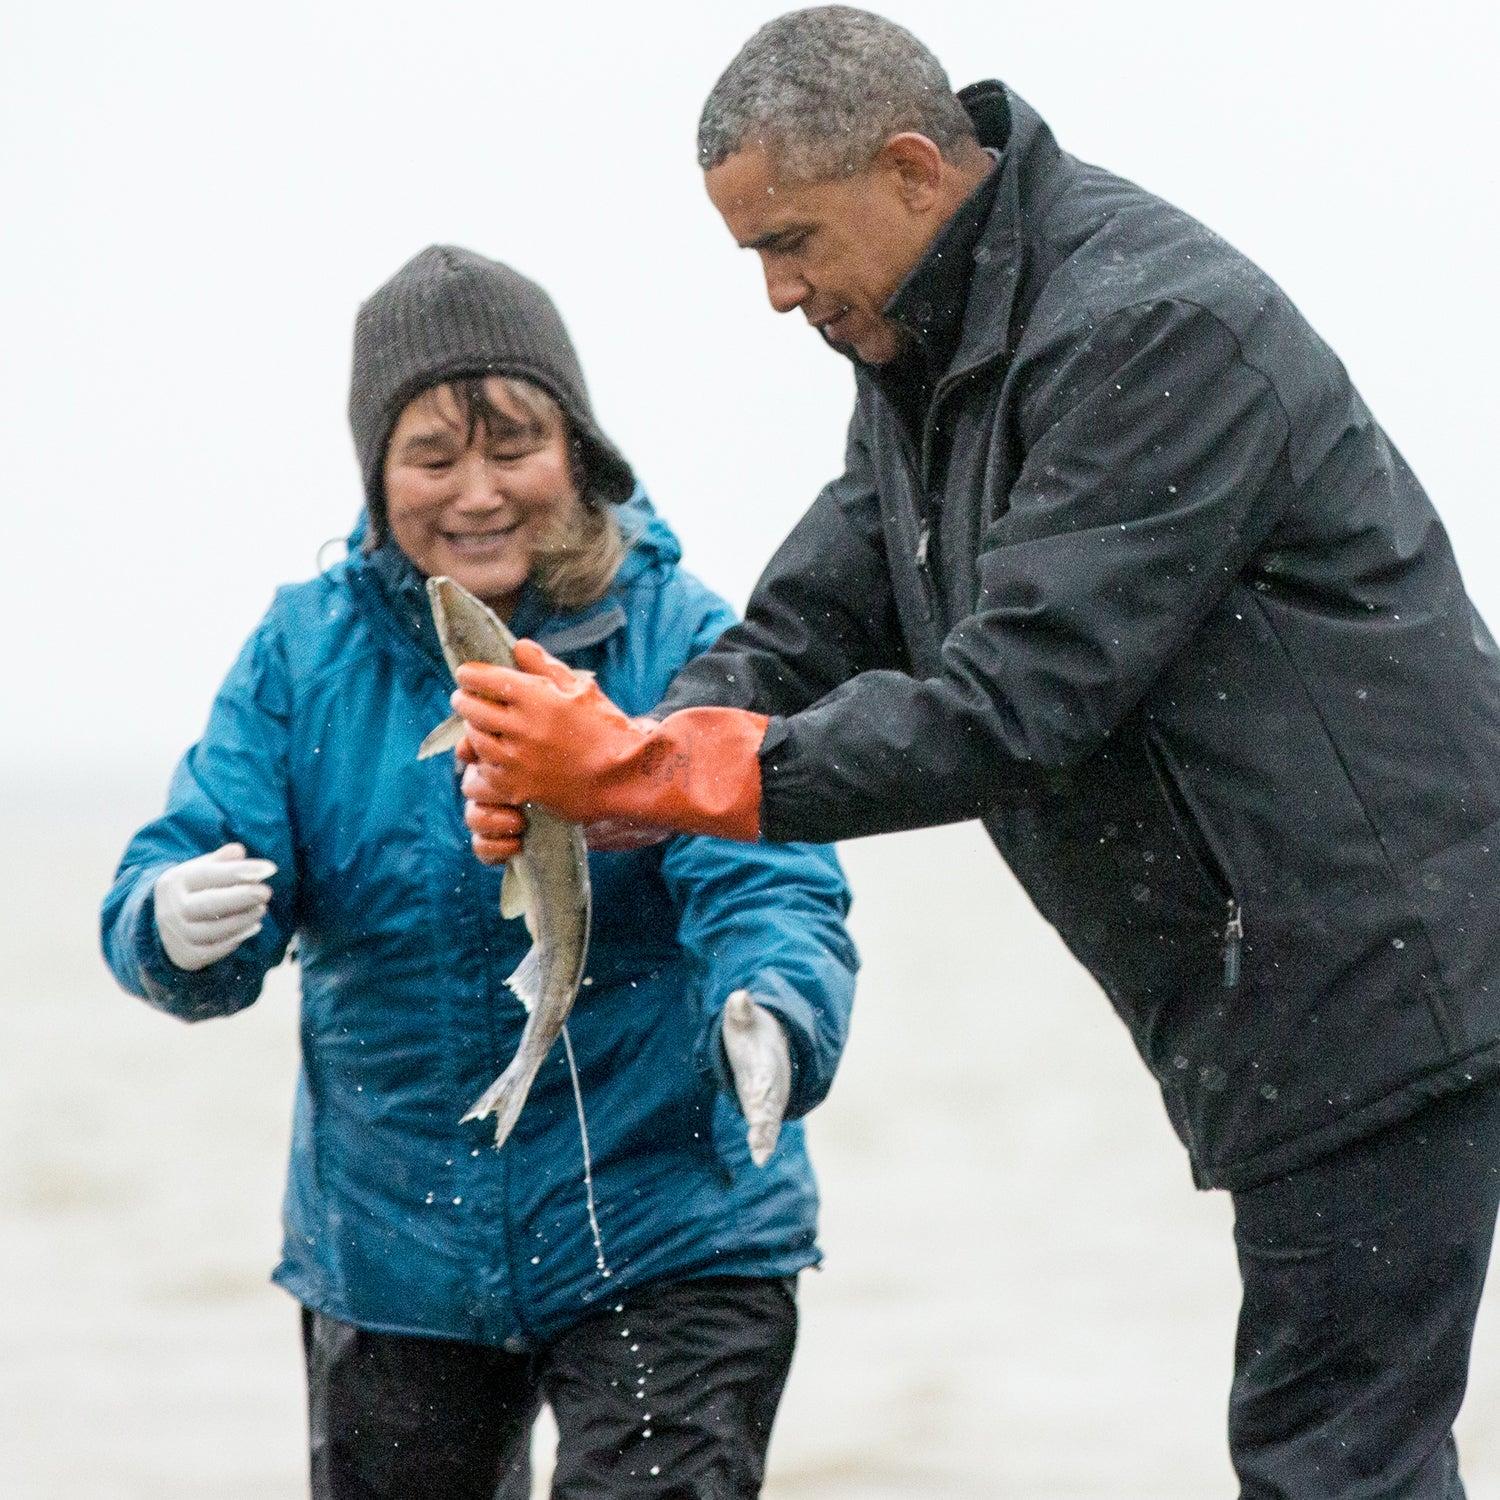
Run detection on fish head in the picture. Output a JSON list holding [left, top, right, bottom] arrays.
[[427, 576, 519, 678]]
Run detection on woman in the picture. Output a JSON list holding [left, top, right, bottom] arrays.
[[101, 245, 858, 1500]]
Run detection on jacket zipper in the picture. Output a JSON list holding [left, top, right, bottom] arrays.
[[915, 511, 937, 617], [1146, 733, 1245, 989], [1222, 900, 1243, 990], [892, 428, 937, 620]]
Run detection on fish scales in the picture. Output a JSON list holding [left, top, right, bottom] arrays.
[[417, 576, 593, 1150]]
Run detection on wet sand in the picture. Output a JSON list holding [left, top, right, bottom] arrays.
[[3, 776, 1496, 1497]]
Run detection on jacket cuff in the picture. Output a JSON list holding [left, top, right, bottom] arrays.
[[696, 970, 821, 1120], [755, 717, 805, 844], [119, 868, 258, 1021]]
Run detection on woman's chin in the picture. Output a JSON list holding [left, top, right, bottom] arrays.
[[434, 556, 525, 618]]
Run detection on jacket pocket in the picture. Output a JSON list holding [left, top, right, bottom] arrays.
[[1145, 732, 1244, 989]]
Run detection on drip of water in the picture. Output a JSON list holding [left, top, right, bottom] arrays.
[[561, 1024, 611, 1278]]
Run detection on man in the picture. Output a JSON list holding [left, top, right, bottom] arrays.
[[453, 7, 1500, 1494]]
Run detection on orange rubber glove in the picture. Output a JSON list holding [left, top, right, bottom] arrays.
[[459, 750, 662, 862], [460, 756, 675, 865], [451, 640, 767, 843], [461, 792, 526, 864]]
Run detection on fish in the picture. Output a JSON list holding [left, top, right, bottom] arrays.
[[417, 576, 593, 1150]]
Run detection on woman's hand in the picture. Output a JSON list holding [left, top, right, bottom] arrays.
[[722, 990, 792, 1166], [153, 843, 277, 971]]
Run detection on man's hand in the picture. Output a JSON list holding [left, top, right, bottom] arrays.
[[451, 640, 767, 843], [458, 760, 527, 864], [452, 643, 656, 827], [722, 989, 791, 1167], [153, 843, 277, 971], [460, 755, 670, 866]]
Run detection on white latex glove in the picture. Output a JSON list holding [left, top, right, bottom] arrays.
[[722, 989, 791, 1167], [153, 843, 277, 972]]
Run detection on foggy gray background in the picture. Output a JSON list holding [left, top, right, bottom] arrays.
[[4, 0, 1497, 776], [3, 1, 1498, 1495]]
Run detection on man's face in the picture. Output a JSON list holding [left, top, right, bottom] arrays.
[[705, 144, 934, 366]]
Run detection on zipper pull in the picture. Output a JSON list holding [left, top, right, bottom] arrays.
[[915, 521, 930, 568], [1222, 900, 1243, 989]]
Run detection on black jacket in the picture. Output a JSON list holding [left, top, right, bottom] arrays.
[[662, 83, 1500, 1190]]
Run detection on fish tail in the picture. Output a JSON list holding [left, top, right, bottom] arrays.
[[461, 1058, 536, 1151]]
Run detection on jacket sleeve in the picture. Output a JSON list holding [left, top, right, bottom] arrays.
[[660, 833, 857, 1121], [645, 568, 859, 1119], [100, 599, 300, 1021], [757, 299, 1292, 843], [656, 416, 909, 718]]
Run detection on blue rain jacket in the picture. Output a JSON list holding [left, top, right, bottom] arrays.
[[101, 493, 857, 1349]]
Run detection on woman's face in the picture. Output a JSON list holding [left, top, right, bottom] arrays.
[[383, 378, 582, 619]]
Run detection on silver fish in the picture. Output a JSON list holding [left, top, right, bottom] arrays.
[[418, 576, 593, 1150]]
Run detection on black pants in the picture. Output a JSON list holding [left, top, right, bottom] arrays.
[[1229, 1079, 1500, 1498], [303, 1275, 798, 1500]]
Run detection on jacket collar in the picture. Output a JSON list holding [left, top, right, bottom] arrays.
[[941, 82, 1065, 384], [852, 82, 1060, 423], [882, 150, 1003, 378], [359, 537, 450, 674]]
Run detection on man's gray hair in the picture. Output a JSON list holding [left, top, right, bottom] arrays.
[[698, 6, 977, 181]]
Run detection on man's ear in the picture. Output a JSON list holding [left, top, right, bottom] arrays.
[[874, 132, 946, 211]]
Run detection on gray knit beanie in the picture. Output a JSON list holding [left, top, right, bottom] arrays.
[[349, 245, 635, 545]]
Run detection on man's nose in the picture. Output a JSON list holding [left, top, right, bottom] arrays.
[[762, 258, 807, 315]]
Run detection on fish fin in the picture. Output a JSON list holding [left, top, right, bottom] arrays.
[[499, 858, 534, 921], [417, 714, 467, 760], [505, 944, 543, 1013]]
